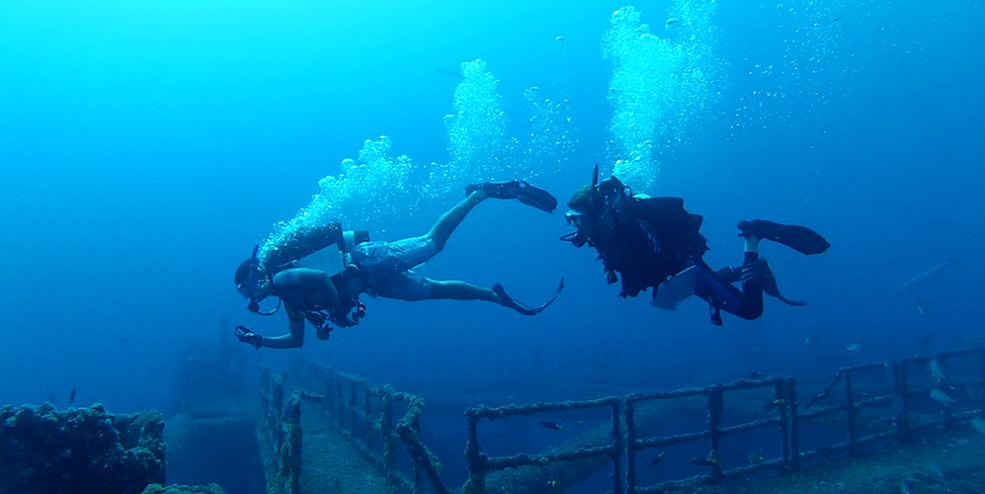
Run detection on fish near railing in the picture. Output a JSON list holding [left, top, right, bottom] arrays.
[[624, 376, 797, 494], [463, 396, 625, 494]]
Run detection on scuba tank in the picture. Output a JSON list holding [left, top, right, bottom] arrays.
[[263, 221, 369, 270], [246, 220, 370, 316]]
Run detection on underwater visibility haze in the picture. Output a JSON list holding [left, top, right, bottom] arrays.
[[1, 0, 984, 492]]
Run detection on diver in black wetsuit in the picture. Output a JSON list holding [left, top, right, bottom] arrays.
[[561, 167, 829, 325], [232, 180, 564, 349]]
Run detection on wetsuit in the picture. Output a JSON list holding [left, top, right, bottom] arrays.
[[585, 195, 765, 324]]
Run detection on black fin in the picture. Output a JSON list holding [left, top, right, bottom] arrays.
[[738, 220, 830, 255], [763, 272, 807, 306], [466, 180, 558, 213], [493, 278, 565, 315]]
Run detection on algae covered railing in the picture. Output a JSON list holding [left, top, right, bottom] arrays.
[[463, 397, 624, 494], [258, 366, 301, 494], [257, 359, 450, 494], [461, 346, 985, 494], [624, 376, 797, 493], [803, 345, 985, 459]]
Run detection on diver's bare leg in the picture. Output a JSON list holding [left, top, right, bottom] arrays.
[[428, 279, 503, 304], [427, 191, 489, 252]]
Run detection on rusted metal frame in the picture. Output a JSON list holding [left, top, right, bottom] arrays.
[[625, 398, 638, 494], [844, 370, 858, 456], [787, 377, 801, 471], [611, 400, 624, 494], [707, 385, 724, 482]]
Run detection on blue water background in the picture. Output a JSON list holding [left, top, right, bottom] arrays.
[[1, 0, 983, 490]]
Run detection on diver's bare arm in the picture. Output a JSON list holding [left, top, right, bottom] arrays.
[[260, 313, 306, 349]]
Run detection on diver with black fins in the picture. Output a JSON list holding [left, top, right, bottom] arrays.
[[561, 166, 829, 326], [233, 180, 563, 350]]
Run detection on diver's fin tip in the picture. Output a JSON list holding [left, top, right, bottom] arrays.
[[739, 219, 830, 256], [470, 180, 558, 214]]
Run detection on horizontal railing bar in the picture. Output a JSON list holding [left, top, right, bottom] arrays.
[[481, 445, 618, 472], [467, 397, 620, 420]]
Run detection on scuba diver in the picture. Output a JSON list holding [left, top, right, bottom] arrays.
[[561, 166, 829, 326], [233, 180, 564, 349]]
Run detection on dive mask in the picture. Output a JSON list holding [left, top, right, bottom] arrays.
[[243, 244, 281, 316], [564, 210, 586, 228]]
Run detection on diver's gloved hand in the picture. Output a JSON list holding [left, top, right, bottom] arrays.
[[234, 326, 264, 350]]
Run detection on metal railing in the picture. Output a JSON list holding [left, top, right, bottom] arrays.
[[463, 397, 624, 494], [624, 377, 796, 493], [263, 359, 450, 494], [461, 346, 985, 494]]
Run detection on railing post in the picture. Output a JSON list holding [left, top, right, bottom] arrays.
[[323, 368, 334, 413], [787, 377, 800, 471], [286, 391, 303, 494], [273, 372, 286, 447], [707, 384, 724, 482], [336, 375, 344, 428], [412, 414, 423, 493], [611, 400, 623, 494], [776, 380, 790, 465], [844, 371, 857, 455], [381, 391, 396, 473], [895, 361, 910, 441], [625, 398, 637, 494], [366, 390, 374, 448], [350, 381, 358, 435], [463, 412, 485, 494]]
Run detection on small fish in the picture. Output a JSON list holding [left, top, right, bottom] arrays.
[[650, 451, 666, 466], [916, 298, 926, 315], [971, 417, 985, 434], [845, 343, 862, 353], [528, 86, 539, 92], [929, 388, 956, 405], [748, 371, 764, 379], [747, 447, 765, 464], [749, 346, 763, 355], [540, 421, 563, 431], [764, 398, 787, 411], [900, 479, 910, 494], [892, 258, 956, 297], [69, 387, 76, 404], [666, 18, 679, 26], [555, 36, 565, 42], [805, 335, 820, 349], [690, 455, 717, 466], [546, 479, 558, 488]]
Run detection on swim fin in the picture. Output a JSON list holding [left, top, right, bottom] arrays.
[[466, 180, 558, 214], [493, 278, 565, 315], [652, 265, 698, 311], [761, 268, 807, 306], [737, 220, 830, 256]]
